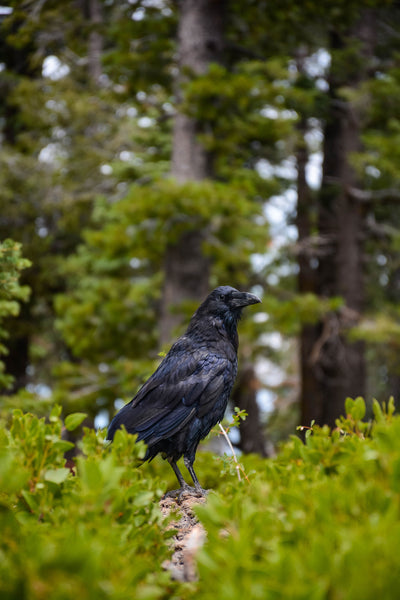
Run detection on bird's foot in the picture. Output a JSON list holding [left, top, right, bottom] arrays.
[[163, 484, 208, 504]]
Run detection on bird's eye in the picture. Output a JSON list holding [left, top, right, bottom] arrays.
[[219, 293, 225, 301]]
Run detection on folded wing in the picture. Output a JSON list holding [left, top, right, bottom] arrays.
[[107, 348, 230, 447]]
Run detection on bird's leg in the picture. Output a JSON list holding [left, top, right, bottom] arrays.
[[163, 457, 206, 503], [169, 458, 187, 488], [184, 456, 208, 497], [163, 458, 197, 502]]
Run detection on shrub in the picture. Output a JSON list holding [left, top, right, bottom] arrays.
[[194, 398, 400, 600], [2, 398, 400, 599], [0, 407, 177, 600]]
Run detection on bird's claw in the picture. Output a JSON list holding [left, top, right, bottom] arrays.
[[163, 484, 208, 504]]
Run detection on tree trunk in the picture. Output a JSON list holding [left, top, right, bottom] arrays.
[[307, 13, 375, 427], [171, 0, 225, 182], [2, 308, 30, 393], [160, 230, 211, 345], [161, 0, 267, 455], [317, 103, 366, 426], [231, 364, 268, 456], [88, 0, 103, 84], [160, 0, 225, 345]]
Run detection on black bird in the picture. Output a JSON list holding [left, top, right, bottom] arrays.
[[107, 285, 261, 498]]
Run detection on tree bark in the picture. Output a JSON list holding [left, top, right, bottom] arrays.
[[2, 308, 30, 393], [160, 0, 225, 345], [306, 12, 375, 427], [161, 0, 268, 456], [160, 230, 211, 345], [171, 0, 224, 182], [88, 0, 103, 84], [231, 364, 268, 456], [317, 104, 366, 426]]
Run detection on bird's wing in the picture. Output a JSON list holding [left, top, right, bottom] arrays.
[[113, 347, 231, 446]]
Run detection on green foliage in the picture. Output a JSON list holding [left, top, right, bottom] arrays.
[[3, 0, 400, 440], [193, 397, 400, 600], [3, 399, 400, 599], [0, 0, 164, 392], [181, 61, 297, 176], [262, 293, 343, 335], [353, 64, 400, 186], [0, 398, 400, 600], [0, 239, 31, 389], [64, 411, 87, 431], [53, 178, 269, 414], [105, 0, 177, 94], [0, 407, 177, 600], [0, 240, 30, 306]]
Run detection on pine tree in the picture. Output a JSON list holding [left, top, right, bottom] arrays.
[[0, 240, 30, 390]]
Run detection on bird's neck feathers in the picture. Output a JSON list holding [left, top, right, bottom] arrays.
[[187, 308, 241, 351], [221, 310, 240, 350]]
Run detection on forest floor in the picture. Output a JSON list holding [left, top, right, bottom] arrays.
[[160, 495, 207, 582]]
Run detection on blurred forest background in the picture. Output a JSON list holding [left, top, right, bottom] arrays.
[[1, 0, 400, 453]]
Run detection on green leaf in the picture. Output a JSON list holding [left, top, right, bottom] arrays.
[[372, 399, 384, 423], [388, 396, 396, 418], [345, 397, 354, 416], [345, 397, 366, 421], [52, 439, 75, 453], [133, 491, 154, 507], [353, 397, 366, 421], [44, 468, 70, 485], [65, 412, 87, 431], [21, 490, 39, 512], [49, 404, 62, 422]]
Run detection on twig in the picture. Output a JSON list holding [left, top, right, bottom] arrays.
[[347, 185, 400, 203], [218, 423, 242, 482]]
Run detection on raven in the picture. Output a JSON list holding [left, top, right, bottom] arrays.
[[107, 285, 261, 498]]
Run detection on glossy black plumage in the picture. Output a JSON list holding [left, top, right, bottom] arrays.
[[107, 285, 261, 497]]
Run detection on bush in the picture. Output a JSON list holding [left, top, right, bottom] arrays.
[[0, 407, 177, 600], [194, 398, 400, 600], [2, 398, 400, 599]]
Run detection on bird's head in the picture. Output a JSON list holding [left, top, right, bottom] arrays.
[[207, 285, 261, 314], [193, 285, 261, 323], [187, 286, 261, 349]]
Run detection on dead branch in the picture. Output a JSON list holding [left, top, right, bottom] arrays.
[[218, 423, 242, 482], [347, 185, 400, 203]]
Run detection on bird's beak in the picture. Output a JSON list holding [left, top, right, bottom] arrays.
[[231, 290, 261, 308]]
